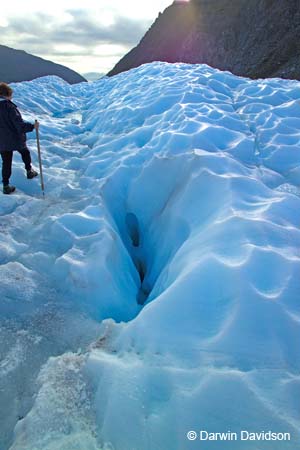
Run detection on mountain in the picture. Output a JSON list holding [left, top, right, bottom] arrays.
[[1, 62, 300, 449], [0, 45, 86, 84], [108, 0, 300, 80], [82, 72, 105, 82]]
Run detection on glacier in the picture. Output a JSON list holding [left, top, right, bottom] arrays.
[[0, 62, 300, 450]]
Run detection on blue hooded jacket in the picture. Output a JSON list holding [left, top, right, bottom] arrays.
[[0, 96, 34, 152]]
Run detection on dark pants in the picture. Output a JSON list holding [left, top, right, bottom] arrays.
[[1, 149, 32, 186]]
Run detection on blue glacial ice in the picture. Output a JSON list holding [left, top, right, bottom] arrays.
[[0, 62, 300, 450]]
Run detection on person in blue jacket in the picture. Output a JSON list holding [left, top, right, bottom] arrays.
[[0, 82, 39, 194]]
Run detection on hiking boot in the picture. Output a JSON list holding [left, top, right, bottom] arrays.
[[27, 169, 38, 179], [3, 185, 16, 194]]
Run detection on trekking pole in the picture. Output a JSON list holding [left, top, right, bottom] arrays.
[[35, 120, 45, 197]]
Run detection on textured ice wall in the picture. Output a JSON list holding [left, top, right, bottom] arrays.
[[1, 63, 300, 450]]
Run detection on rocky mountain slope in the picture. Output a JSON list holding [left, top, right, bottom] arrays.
[[108, 0, 300, 80], [0, 45, 86, 84]]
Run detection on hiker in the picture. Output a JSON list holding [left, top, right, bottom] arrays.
[[0, 82, 39, 194]]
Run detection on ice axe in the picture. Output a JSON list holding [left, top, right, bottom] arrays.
[[35, 119, 45, 197]]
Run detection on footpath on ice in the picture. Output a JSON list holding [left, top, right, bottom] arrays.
[[0, 62, 300, 450]]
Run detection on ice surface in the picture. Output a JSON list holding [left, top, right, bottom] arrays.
[[0, 63, 300, 450]]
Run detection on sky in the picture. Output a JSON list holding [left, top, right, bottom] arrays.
[[0, 0, 174, 76]]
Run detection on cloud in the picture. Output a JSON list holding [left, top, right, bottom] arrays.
[[0, 10, 151, 58]]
